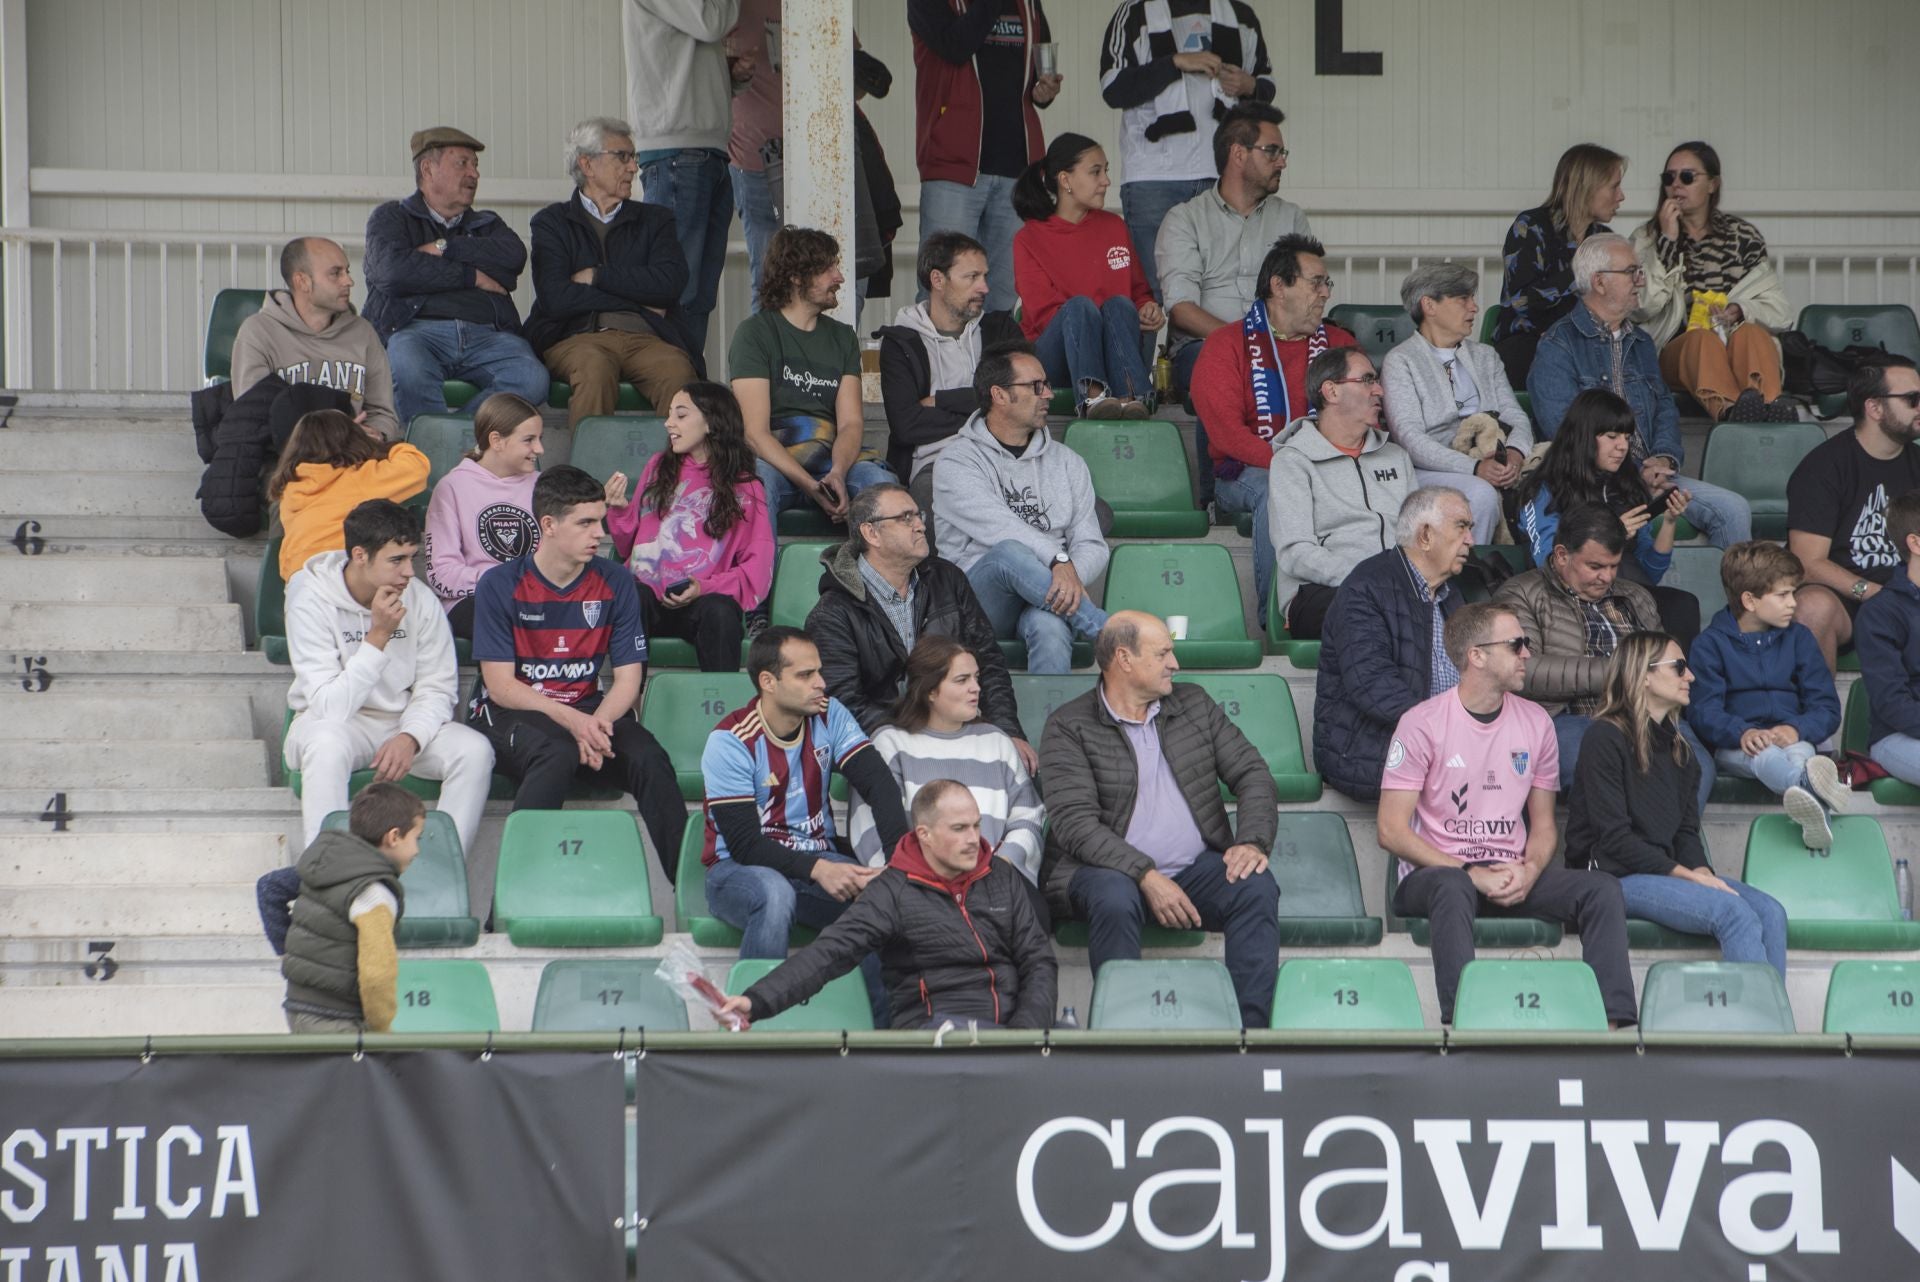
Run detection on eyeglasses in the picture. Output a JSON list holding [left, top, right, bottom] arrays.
[[1660, 168, 1702, 187], [1301, 275, 1336, 294], [1472, 635, 1534, 655], [866, 509, 926, 528], [1595, 265, 1648, 282], [596, 149, 639, 166], [1875, 391, 1920, 409], [1329, 373, 1381, 387], [1248, 144, 1290, 160], [1647, 657, 1691, 676], [1007, 378, 1051, 397]]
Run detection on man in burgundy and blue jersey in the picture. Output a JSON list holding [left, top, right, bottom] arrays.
[[469, 464, 686, 883], [702, 626, 910, 1022]]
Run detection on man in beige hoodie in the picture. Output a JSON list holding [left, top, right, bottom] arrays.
[[233, 237, 401, 440]]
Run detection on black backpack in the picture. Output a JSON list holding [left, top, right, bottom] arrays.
[[1778, 330, 1887, 398]]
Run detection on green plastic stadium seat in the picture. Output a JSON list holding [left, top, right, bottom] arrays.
[[1699, 422, 1826, 541], [726, 958, 875, 1031], [1264, 583, 1321, 667], [256, 535, 290, 663], [1744, 814, 1920, 949], [1459, 543, 1531, 604], [1477, 304, 1503, 345], [282, 708, 443, 804], [1638, 961, 1795, 1034], [493, 810, 665, 947], [1011, 673, 1096, 749], [996, 638, 1094, 670], [778, 506, 839, 537], [1061, 421, 1206, 538], [391, 959, 499, 1032], [1451, 959, 1608, 1032], [642, 671, 757, 799], [1270, 958, 1423, 1030], [1841, 681, 1920, 805], [1105, 542, 1262, 668], [1662, 546, 1725, 621], [1049, 388, 1077, 416], [404, 414, 478, 490], [204, 289, 266, 383], [1386, 858, 1562, 947], [1328, 304, 1416, 364], [1054, 920, 1206, 950], [531, 959, 688, 1031], [569, 415, 668, 485], [1706, 774, 1774, 805], [1822, 961, 1920, 1034], [1089, 958, 1243, 1030], [672, 820, 819, 949], [1269, 812, 1383, 945], [1796, 305, 1920, 416], [441, 381, 482, 410], [1178, 674, 1323, 802], [769, 540, 838, 629], [320, 809, 476, 948], [547, 382, 652, 412]]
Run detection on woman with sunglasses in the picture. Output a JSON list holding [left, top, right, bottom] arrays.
[[1567, 631, 1788, 976], [1630, 142, 1795, 424]]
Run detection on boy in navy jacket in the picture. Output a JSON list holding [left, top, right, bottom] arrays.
[[1855, 492, 1920, 799]]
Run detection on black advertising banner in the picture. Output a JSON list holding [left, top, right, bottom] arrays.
[[0, 1051, 624, 1281], [634, 1045, 1920, 1281]]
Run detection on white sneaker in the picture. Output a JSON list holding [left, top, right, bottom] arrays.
[[1804, 754, 1851, 813], [1784, 785, 1834, 849]]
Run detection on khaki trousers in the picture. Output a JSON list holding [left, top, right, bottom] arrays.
[[1659, 324, 1783, 418], [544, 329, 696, 426]]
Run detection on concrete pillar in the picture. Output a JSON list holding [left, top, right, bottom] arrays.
[[1, 0, 32, 386], [780, 0, 855, 327]]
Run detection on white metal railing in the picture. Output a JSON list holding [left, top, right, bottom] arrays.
[[2, 226, 1917, 393]]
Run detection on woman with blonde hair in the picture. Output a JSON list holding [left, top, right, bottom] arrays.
[[1491, 143, 1627, 386], [1566, 630, 1788, 975], [423, 392, 545, 636]]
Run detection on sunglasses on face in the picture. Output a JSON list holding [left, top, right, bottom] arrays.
[[1472, 635, 1533, 655], [1661, 169, 1703, 187], [1876, 391, 1920, 409], [1648, 657, 1691, 676]]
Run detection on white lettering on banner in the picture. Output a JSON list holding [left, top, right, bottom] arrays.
[[1013, 1078, 1846, 1277], [1, 1125, 259, 1226], [0, 1243, 200, 1282]]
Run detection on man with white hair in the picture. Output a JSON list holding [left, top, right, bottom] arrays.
[[1529, 232, 1751, 549], [1313, 487, 1474, 800], [363, 125, 549, 425], [526, 117, 701, 426]]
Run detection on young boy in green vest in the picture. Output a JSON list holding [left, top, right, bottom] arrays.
[[280, 782, 425, 1032]]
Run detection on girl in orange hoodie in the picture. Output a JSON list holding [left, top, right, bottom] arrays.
[[269, 409, 430, 579]]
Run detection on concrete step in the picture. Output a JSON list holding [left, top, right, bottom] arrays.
[[0, 692, 256, 740], [0, 470, 202, 520], [11, 882, 266, 938], [13, 739, 272, 789], [0, 556, 230, 603], [0, 831, 289, 887], [4, 602, 245, 652], [0, 981, 288, 1037], [0, 424, 203, 474], [3, 516, 244, 546]]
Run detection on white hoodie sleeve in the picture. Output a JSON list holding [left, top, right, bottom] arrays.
[[397, 580, 459, 750], [286, 570, 390, 723]]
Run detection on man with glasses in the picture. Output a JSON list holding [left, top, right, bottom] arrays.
[[1268, 345, 1412, 640], [1529, 232, 1753, 553], [807, 482, 1034, 768], [364, 126, 549, 425], [933, 344, 1110, 674], [1378, 600, 1637, 1028], [1493, 504, 1716, 809], [526, 118, 700, 429], [1787, 355, 1920, 670]]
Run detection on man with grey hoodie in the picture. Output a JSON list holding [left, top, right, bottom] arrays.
[[1269, 346, 1415, 640], [933, 345, 1109, 673], [232, 237, 400, 439]]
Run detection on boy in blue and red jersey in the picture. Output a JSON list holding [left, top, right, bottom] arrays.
[[469, 465, 686, 884]]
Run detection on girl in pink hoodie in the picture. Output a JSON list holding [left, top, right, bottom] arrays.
[[423, 394, 543, 637], [607, 382, 773, 672]]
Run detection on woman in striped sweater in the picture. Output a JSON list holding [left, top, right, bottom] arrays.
[[849, 635, 1049, 926]]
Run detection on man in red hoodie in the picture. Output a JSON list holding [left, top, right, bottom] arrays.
[[721, 780, 1058, 1029]]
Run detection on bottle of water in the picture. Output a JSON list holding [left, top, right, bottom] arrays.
[[1057, 1006, 1080, 1029], [1897, 858, 1913, 922]]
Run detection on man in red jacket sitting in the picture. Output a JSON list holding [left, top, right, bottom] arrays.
[[720, 780, 1058, 1029], [1189, 232, 1355, 621]]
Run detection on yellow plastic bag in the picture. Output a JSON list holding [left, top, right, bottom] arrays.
[[1687, 289, 1730, 332]]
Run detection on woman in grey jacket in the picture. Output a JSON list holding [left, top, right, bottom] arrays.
[[1380, 263, 1534, 544]]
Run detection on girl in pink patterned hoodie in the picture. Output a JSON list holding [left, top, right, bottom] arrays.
[[423, 394, 545, 638], [606, 382, 774, 672]]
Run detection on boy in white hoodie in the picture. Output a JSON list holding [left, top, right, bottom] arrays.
[[284, 500, 495, 888]]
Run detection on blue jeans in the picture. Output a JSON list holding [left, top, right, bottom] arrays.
[[1715, 741, 1819, 796], [1556, 712, 1716, 812], [1033, 295, 1153, 404], [754, 454, 898, 519], [386, 320, 550, 427], [729, 163, 780, 311], [705, 851, 888, 1025], [1214, 466, 1271, 622], [1120, 178, 1213, 302], [1171, 340, 1210, 501], [918, 176, 1023, 313], [1617, 873, 1789, 976], [1069, 851, 1281, 1028], [1677, 476, 1752, 550], [965, 540, 1108, 674], [639, 148, 733, 352], [1871, 733, 1920, 786]]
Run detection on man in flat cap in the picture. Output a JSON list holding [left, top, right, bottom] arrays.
[[363, 126, 550, 426]]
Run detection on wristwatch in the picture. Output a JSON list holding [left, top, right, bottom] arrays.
[[1052, 551, 1072, 567], [433, 238, 448, 254], [1851, 579, 1871, 600]]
